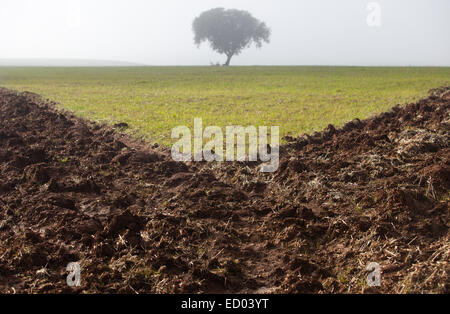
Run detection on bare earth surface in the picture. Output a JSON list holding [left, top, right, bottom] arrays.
[[0, 87, 448, 293]]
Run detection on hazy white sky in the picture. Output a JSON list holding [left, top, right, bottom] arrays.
[[1, 0, 449, 66]]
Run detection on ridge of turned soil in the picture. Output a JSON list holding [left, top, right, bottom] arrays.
[[0, 86, 448, 293]]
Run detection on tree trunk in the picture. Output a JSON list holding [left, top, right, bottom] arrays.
[[223, 54, 233, 66]]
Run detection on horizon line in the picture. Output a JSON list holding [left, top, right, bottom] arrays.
[[1, 58, 450, 68]]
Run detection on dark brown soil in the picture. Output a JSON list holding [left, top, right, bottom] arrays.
[[0, 87, 448, 294]]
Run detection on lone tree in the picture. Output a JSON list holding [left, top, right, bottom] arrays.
[[193, 8, 271, 66]]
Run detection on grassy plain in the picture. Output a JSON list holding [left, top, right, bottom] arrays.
[[0, 66, 449, 146]]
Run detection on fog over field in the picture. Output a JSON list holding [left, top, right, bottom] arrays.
[[0, 0, 449, 66], [0, 0, 449, 298]]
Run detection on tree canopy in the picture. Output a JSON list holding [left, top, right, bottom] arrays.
[[193, 8, 271, 66]]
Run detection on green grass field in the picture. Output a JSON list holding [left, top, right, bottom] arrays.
[[1, 66, 449, 146]]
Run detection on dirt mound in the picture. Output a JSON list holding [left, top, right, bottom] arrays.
[[0, 87, 448, 294]]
